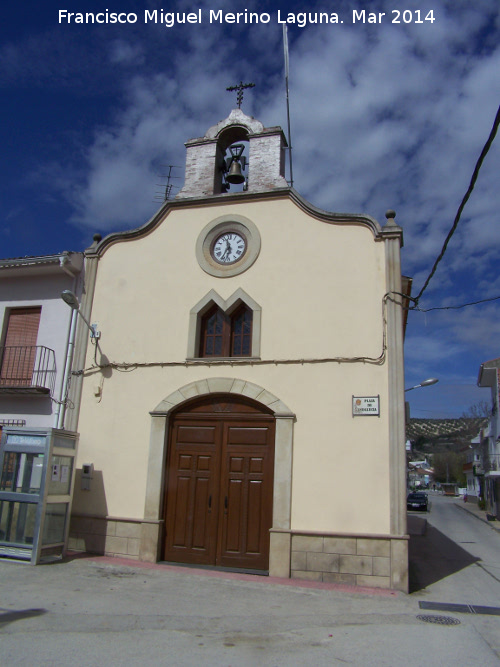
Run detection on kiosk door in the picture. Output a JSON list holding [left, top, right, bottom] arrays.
[[0, 428, 78, 563]]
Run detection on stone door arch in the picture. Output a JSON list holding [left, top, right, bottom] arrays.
[[140, 378, 295, 578]]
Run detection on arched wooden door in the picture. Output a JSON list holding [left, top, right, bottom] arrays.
[[163, 395, 275, 571]]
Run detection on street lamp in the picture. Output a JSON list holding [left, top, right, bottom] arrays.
[[61, 290, 100, 339], [405, 378, 438, 392], [57, 291, 102, 429], [405, 377, 439, 491]]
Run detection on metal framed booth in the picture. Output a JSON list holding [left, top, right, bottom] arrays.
[[0, 427, 79, 563]]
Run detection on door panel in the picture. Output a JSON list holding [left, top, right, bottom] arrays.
[[164, 402, 275, 571], [247, 479, 264, 552], [219, 423, 274, 570], [225, 478, 243, 553], [164, 422, 220, 564]]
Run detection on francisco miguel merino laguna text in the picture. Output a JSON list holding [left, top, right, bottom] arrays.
[[59, 8, 436, 27], [58, 9, 342, 26]]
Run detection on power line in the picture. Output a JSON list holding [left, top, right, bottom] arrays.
[[412, 103, 500, 307], [411, 294, 500, 312]]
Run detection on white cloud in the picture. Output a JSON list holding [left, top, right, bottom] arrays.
[[447, 304, 500, 350], [405, 332, 466, 366], [30, 0, 498, 377], [3, 0, 498, 416], [109, 40, 145, 65], [42, 0, 498, 276]]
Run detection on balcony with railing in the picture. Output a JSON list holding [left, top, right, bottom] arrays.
[[0, 346, 56, 396], [485, 453, 500, 473]]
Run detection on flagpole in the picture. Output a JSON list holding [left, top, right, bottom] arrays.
[[283, 25, 294, 188]]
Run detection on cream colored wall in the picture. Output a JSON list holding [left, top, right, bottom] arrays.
[[74, 197, 391, 535], [87, 199, 385, 362]]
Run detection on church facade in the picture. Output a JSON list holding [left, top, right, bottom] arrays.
[[67, 109, 409, 591]]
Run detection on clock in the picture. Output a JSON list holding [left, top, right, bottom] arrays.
[[196, 215, 261, 278], [212, 231, 247, 264]]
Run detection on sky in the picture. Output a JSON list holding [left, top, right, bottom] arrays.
[[1, 0, 499, 418]]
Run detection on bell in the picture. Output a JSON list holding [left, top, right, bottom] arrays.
[[226, 160, 245, 184]]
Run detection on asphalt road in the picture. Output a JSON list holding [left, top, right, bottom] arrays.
[[409, 492, 500, 606], [0, 496, 499, 666]]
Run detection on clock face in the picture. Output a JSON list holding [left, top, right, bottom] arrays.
[[212, 231, 247, 264]]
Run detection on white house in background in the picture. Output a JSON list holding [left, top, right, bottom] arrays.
[[463, 434, 483, 500], [0, 252, 84, 433], [477, 358, 500, 518], [408, 459, 433, 488]]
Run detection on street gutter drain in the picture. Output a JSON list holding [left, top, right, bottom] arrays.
[[417, 614, 461, 626], [419, 601, 500, 616]]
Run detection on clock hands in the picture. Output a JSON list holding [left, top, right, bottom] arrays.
[[213, 232, 246, 264], [221, 237, 232, 262]]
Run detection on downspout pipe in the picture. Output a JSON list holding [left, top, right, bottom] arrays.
[[54, 254, 79, 429], [55, 308, 77, 430]]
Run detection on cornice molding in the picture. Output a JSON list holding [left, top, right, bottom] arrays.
[[86, 188, 400, 257]]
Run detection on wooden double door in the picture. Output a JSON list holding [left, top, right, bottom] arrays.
[[163, 396, 275, 571]]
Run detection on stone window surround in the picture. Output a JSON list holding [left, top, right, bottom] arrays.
[[140, 377, 295, 577], [187, 288, 262, 360]]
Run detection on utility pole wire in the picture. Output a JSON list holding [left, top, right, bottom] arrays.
[[410, 294, 500, 312], [412, 103, 500, 307]]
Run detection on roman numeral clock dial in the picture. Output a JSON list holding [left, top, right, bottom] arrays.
[[197, 216, 260, 277], [212, 232, 247, 264]]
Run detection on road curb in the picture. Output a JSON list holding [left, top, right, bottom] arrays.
[[454, 502, 500, 533], [65, 552, 400, 598]]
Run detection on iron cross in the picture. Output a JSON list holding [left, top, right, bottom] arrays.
[[226, 81, 255, 109]]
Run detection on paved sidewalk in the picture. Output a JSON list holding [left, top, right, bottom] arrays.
[[454, 498, 500, 533]]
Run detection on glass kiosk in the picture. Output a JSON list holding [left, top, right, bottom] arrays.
[[0, 427, 79, 564]]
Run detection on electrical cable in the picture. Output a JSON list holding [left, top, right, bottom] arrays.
[[75, 293, 396, 377], [412, 103, 500, 308], [412, 294, 500, 312]]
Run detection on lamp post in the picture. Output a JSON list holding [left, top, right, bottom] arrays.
[[405, 378, 438, 491], [57, 291, 100, 429], [61, 290, 100, 339], [405, 378, 439, 392], [404, 377, 439, 431]]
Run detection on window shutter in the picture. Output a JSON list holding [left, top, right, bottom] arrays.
[[1, 307, 42, 386]]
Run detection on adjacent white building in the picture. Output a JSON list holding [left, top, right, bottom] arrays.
[[464, 434, 483, 500], [477, 358, 500, 517], [0, 253, 84, 432]]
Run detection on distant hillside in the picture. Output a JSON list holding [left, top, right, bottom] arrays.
[[406, 418, 487, 454]]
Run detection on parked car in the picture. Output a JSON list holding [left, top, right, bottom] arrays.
[[407, 492, 428, 512]]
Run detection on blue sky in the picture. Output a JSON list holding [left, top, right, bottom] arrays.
[[1, 0, 499, 417]]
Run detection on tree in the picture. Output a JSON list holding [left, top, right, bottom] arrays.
[[462, 400, 493, 420], [432, 451, 466, 486]]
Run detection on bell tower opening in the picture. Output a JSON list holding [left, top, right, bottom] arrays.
[[176, 108, 288, 199], [216, 127, 249, 194]]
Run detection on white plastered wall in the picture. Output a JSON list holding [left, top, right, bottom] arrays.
[[73, 196, 392, 535]]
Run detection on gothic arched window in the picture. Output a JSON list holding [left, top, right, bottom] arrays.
[[199, 304, 253, 358], [188, 289, 261, 361]]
